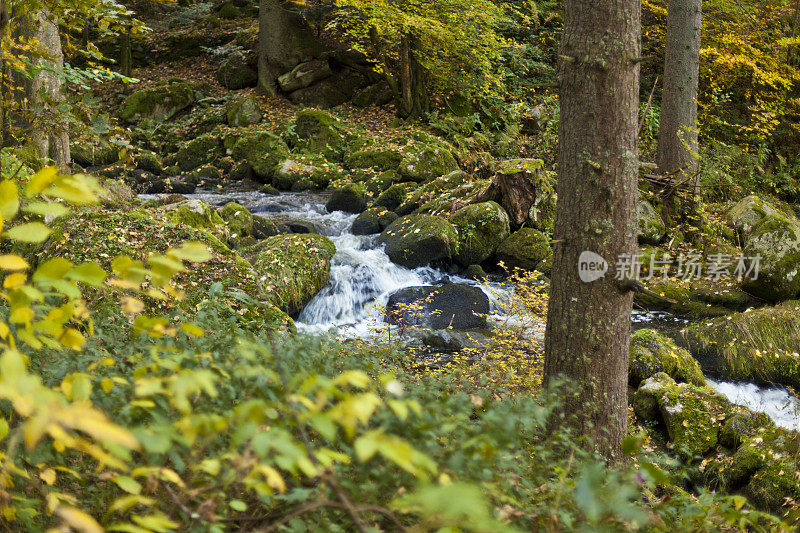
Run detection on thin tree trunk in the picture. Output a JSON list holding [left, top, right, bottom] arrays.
[[0, 0, 8, 148], [13, 9, 70, 167], [257, 0, 323, 96], [119, 25, 132, 77], [657, 0, 701, 194], [543, 0, 641, 461]]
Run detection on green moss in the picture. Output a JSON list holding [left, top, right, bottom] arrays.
[[660, 384, 732, 458], [634, 277, 753, 318], [226, 96, 262, 128], [273, 155, 343, 191], [164, 199, 225, 230], [231, 131, 290, 180], [638, 199, 666, 245], [345, 149, 403, 171], [375, 182, 416, 212], [726, 194, 780, 236], [243, 233, 336, 316], [217, 202, 253, 242], [118, 81, 195, 123], [175, 134, 222, 172], [449, 201, 511, 266], [741, 213, 800, 301], [719, 410, 774, 448], [218, 2, 240, 19], [287, 110, 348, 161], [684, 301, 800, 386], [629, 328, 705, 387], [496, 228, 551, 271], [325, 183, 369, 213], [396, 170, 466, 215], [378, 215, 459, 268], [398, 145, 459, 183]]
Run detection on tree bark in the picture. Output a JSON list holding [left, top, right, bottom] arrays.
[[656, 0, 701, 191], [119, 25, 132, 77], [396, 33, 428, 119], [0, 0, 8, 148], [257, 0, 323, 96], [543, 0, 641, 460], [13, 9, 70, 167]]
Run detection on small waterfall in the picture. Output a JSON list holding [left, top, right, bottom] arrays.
[[707, 379, 800, 431]]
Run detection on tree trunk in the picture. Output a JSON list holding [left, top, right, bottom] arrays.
[[13, 9, 70, 167], [543, 0, 641, 460], [396, 33, 429, 120], [257, 0, 323, 96], [657, 0, 701, 191], [0, 0, 8, 148], [119, 25, 132, 77]]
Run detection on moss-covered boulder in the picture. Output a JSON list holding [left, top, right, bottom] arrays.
[[718, 410, 774, 449], [218, 2, 240, 19], [119, 81, 195, 123], [175, 134, 223, 172], [496, 228, 551, 271], [398, 145, 459, 183], [71, 142, 119, 167], [726, 194, 780, 236], [230, 131, 291, 181], [683, 301, 800, 387], [449, 201, 510, 266], [277, 59, 332, 92], [216, 55, 257, 90], [375, 182, 417, 212], [638, 199, 666, 245], [226, 96, 262, 127], [273, 156, 342, 191], [741, 214, 800, 301], [629, 328, 705, 387], [396, 170, 467, 216], [217, 202, 253, 241], [378, 215, 459, 268], [634, 375, 733, 458], [345, 149, 403, 172], [244, 233, 336, 316], [163, 199, 225, 230], [287, 110, 348, 161], [135, 150, 164, 175], [351, 206, 397, 235], [325, 183, 369, 213], [634, 277, 754, 318]]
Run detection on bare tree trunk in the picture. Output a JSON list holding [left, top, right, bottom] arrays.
[[0, 0, 7, 149], [257, 0, 323, 96], [543, 0, 641, 460], [657, 0, 701, 193], [397, 33, 428, 119], [119, 25, 132, 77], [13, 9, 70, 167]]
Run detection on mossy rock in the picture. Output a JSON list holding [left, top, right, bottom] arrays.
[[243, 233, 336, 316], [351, 206, 397, 235], [378, 215, 459, 268], [218, 2, 240, 19], [396, 170, 467, 216], [163, 199, 225, 230], [325, 183, 369, 213], [741, 213, 800, 302], [638, 199, 666, 245], [683, 301, 800, 387], [719, 410, 774, 449], [345, 149, 403, 172], [398, 145, 459, 183], [366, 170, 399, 197], [135, 150, 164, 175], [230, 131, 291, 181], [635, 277, 754, 318], [629, 329, 705, 387], [273, 156, 343, 191], [98, 179, 137, 208], [217, 202, 253, 244], [175, 134, 223, 172], [632, 372, 676, 421], [216, 55, 257, 90], [375, 182, 417, 212], [496, 228, 551, 271], [449, 201, 510, 266], [226, 95, 262, 127], [119, 81, 195, 123], [726, 194, 780, 236], [71, 142, 120, 167], [286, 109, 348, 161]]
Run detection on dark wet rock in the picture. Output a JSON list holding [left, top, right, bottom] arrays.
[[386, 284, 490, 330]]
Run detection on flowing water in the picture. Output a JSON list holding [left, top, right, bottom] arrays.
[[144, 189, 798, 428]]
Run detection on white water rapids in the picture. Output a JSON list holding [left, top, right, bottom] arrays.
[[143, 189, 799, 430]]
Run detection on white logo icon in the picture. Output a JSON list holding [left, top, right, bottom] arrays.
[[578, 251, 608, 282]]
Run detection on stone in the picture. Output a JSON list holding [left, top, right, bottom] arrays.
[[629, 328, 705, 387], [378, 215, 459, 268], [726, 194, 780, 236], [375, 182, 416, 212], [741, 214, 800, 301], [398, 145, 459, 183], [175, 134, 223, 172], [230, 131, 291, 181], [345, 149, 403, 172], [118, 80, 195, 123], [287, 109, 348, 161], [449, 201, 511, 266], [496, 229, 551, 271], [351, 206, 396, 235], [352, 82, 393, 108], [325, 183, 369, 214], [216, 55, 257, 90], [226, 96, 262, 127], [386, 284, 490, 330], [277, 59, 333, 92], [638, 199, 666, 245]]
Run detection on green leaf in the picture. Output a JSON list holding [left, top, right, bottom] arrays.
[[25, 201, 70, 218], [229, 499, 247, 512], [67, 262, 107, 286], [5, 222, 51, 243], [114, 476, 143, 495], [33, 257, 73, 282], [168, 242, 212, 263]]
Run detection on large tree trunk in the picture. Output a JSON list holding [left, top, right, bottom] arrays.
[[13, 8, 70, 167], [543, 0, 641, 460], [397, 33, 428, 119], [257, 0, 323, 96], [657, 0, 701, 192]]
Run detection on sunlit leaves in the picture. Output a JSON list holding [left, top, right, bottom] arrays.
[[5, 222, 51, 242]]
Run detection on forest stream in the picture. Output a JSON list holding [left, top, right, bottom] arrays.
[[145, 189, 800, 431]]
